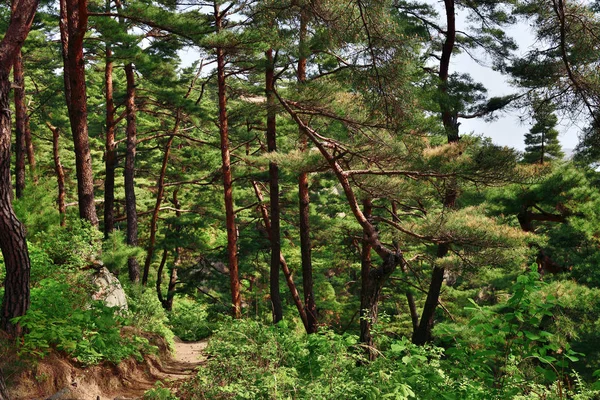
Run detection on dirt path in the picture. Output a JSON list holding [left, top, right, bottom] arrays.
[[109, 338, 208, 400], [31, 338, 208, 400]]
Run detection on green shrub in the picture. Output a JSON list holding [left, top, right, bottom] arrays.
[[178, 319, 449, 400], [14, 278, 150, 365], [102, 231, 145, 276], [168, 297, 212, 341], [126, 286, 175, 349], [144, 382, 180, 400], [35, 219, 102, 268]]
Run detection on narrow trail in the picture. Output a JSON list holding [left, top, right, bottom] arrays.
[[107, 338, 208, 400], [36, 338, 208, 400]]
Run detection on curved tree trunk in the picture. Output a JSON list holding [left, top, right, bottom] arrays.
[[252, 181, 309, 330], [143, 134, 175, 285], [0, 0, 38, 337], [124, 63, 140, 282]]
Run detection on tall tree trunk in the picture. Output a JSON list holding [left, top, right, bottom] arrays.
[[252, 181, 308, 330], [391, 202, 419, 333], [124, 63, 140, 282], [266, 48, 283, 323], [0, 0, 38, 337], [156, 250, 178, 312], [156, 248, 168, 306], [279, 100, 403, 357], [215, 3, 241, 318], [297, 4, 317, 334], [157, 190, 181, 311], [143, 135, 174, 285], [412, 0, 458, 346], [143, 108, 179, 285], [47, 122, 66, 226], [165, 189, 181, 311], [63, 0, 98, 226], [103, 43, 116, 237], [359, 199, 378, 360], [13, 51, 26, 199], [0, 78, 30, 338], [24, 108, 35, 183]]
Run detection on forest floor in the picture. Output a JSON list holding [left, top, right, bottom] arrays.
[[106, 337, 208, 400], [8, 337, 208, 400]]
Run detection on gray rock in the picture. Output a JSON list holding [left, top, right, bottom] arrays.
[[91, 267, 128, 311]]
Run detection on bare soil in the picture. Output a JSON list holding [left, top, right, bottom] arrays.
[[6, 337, 207, 400]]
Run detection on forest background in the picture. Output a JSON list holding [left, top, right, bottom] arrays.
[[1, 0, 600, 398]]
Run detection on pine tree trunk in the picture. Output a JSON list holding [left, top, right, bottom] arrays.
[[252, 181, 309, 329], [215, 3, 241, 318], [0, 77, 31, 338], [266, 48, 283, 324], [24, 110, 35, 184], [413, 0, 458, 346], [124, 63, 140, 282], [143, 133, 175, 285], [47, 122, 66, 226], [156, 248, 168, 306], [13, 51, 26, 199], [297, 5, 317, 334], [165, 267, 177, 312], [0, 0, 38, 337], [412, 262, 445, 345], [359, 199, 377, 360], [104, 44, 116, 237], [392, 203, 419, 333], [63, 0, 98, 226]]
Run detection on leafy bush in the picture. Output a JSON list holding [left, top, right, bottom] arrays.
[[102, 230, 145, 276], [144, 382, 180, 400], [35, 219, 102, 268], [126, 286, 175, 349], [13, 278, 150, 365], [168, 297, 212, 341], [440, 265, 598, 398], [179, 319, 450, 400]]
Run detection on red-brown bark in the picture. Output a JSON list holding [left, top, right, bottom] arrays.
[[124, 62, 140, 282], [47, 122, 66, 226], [13, 50, 26, 198], [215, 2, 241, 318], [252, 181, 309, 330], [104, 44, 116, 237], [0, 0, 38, 337], [62, 0, 98, 226], [143, 132, 175, 285]]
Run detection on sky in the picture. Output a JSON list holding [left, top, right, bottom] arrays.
[[454, 18, 582, 153]]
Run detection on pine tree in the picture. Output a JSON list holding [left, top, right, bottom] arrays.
[[0, 0, 38, 337], [523, 99, 564, 164]]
